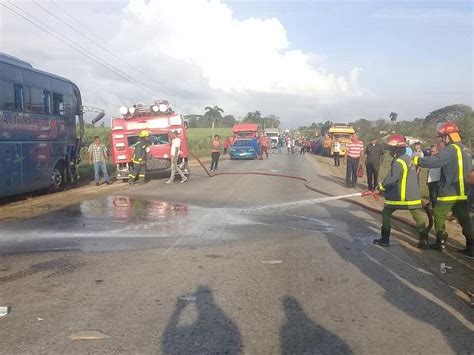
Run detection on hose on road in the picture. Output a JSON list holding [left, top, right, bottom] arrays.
[[189, 151, 433, 235]]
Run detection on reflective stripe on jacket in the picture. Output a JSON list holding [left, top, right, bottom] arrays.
[[132, 141, 149, 164], [380, 154, 422, 209], [415, 142, 472, 203]]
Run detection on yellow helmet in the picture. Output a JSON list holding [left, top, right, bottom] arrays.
[[139, 130, 149, 138]]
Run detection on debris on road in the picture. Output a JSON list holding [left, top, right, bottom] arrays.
[[178, 294, 197, 301], [37, 317, 44, 321], [440, 263, 453, 274], [0, 306, 9, 317], [261, 260, 283, 265], [68, 330, 111, 340]]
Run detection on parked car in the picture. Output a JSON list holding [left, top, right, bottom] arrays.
[[229, 139, 259, 160]]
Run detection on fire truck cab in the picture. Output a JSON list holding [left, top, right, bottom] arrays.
[[110, 100, 189, 181]]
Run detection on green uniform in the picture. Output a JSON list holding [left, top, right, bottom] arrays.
[[415, 142, 472, 253], [376, 154, 427, 247]]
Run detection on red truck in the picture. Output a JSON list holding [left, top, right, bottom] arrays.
[[110, 100, 189, 181], [232, 123, 262, 139]]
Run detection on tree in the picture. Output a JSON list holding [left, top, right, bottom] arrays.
[[204, 106, 224, 136], [425, 104, 473, 149], [389, 112, 398, 124]]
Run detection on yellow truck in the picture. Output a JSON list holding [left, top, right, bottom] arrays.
[[328, 124, 355, 156]]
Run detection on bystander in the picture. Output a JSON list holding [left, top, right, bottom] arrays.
[[88, 136, 111, 186], [345, 134, 364, 188], [427, 145, 441, 209], [365, 137, 384, 191]]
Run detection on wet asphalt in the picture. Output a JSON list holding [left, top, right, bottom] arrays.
[[0, 152, 473, 354]]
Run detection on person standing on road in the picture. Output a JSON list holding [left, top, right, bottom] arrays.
[[210, 135, 222, 171], [258, 135, 269, 159], [166, 130, 188, 183], [374, 134, 428, 249], [278, 135, 283, 154], [426, 145, 441, 209], [414, 122, 472, 258], [129, 130, 150, 185], [365, 137, 384, 191], [345, 134, 364, 188], [223, 137, 230, 155], [88, 136, 111, 186], [300, 140, 306, 155], [413, 142, 424, 179], [332, 138, 341, 167]]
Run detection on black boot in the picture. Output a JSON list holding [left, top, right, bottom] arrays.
[[374, 227, 390, 247], [432, 231, 448, 252], [417, 230, 430, 250]]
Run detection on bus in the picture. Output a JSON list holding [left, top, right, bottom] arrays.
[[0, 53, 84, 198]]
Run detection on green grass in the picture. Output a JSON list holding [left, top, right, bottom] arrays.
[[186, 128, 233, 157]]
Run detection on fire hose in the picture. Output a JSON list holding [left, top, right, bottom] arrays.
[[188, 151, 434, 234]]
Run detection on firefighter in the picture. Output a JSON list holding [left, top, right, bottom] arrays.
[[129, 130, 150, 185], [414, 122, 473, 257], [373, 134, 428, 248]]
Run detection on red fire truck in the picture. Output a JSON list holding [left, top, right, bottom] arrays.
[[110, 100, 189, 181]]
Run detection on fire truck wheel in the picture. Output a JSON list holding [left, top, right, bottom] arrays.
[[50, 162, 66, 192]]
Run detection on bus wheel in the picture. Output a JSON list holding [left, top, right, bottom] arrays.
[[50, 163, 65, 192]]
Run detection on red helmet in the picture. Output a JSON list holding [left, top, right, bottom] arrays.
[[437, 122, 460, 136], [385, 134, 407, 147]]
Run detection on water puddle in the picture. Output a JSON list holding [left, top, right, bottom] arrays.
[[0, 195, 334, 254]]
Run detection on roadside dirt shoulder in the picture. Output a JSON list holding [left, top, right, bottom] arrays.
[[0, 157, 212, 224], [308, 154, 474, 306]]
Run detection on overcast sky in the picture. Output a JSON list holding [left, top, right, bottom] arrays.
[[1, 0, 472, 127]]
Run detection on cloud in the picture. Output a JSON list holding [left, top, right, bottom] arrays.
[[114, 0, 362, 99], [1, 0, 365, 124]]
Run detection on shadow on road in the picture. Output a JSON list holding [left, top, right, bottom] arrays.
[[161, 285, 242, 354], [323, 204, 474, 354], [280, 296, 353, 355]]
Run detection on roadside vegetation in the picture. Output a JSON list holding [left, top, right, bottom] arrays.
[[299, 104, 473, 150]]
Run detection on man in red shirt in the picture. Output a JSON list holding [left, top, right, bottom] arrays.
[[345, 134, 364, 188], [259, 135, 269, 159], [223, 137, 231, 155]]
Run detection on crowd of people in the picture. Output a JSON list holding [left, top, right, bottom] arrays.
[[315, 123, 473, 259]]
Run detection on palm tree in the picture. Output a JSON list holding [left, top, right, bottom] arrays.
[[389, 112, 398, 124], [204, 106, 224, 136]]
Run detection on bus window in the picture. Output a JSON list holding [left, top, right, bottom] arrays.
[[30, 87, 45, 113], [43, 90, 51, 114], [63, 95, 73, 116], [23, 86, 31, 111], [14, 84, 23, 110], [53, 93, 64, 115], [0, 81, 15, 110]]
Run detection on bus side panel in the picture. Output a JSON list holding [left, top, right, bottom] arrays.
[[0, 142, 22, 198], [21, 142, 52, 192]]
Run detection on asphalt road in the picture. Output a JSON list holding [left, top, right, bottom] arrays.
[[0, 152, 473, 354]]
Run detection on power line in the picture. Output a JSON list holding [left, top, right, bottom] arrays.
[[2, 1, 160, 98], [33, 0, 159, 89], [45, 0, 180, 110]]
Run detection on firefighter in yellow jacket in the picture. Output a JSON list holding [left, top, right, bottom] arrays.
[[374, 134, 428, 248], [129, 130, 150, 185], [414, 122, 473, 258]]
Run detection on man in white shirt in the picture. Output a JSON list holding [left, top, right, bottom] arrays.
[[332, 138, 341, 166], [166, 130, 187, 184], [427, 145, 441, 209]]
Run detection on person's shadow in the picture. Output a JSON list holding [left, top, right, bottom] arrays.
[[280, 296, 353, 355], [161, 285, 242, 354]]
